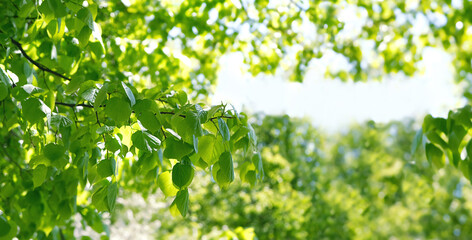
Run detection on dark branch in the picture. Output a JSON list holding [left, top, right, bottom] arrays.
[[160, 111, 186, 118], [10, 38, 71, 81], [55, 101, 234, 120], [55, 102, 187, 118], [209, 115, 233, 121], [56, 102, 93, 108]]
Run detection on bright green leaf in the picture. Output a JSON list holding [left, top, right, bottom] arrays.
[[132, 131, 161, 152], [170, 189, 189, 217], [426, 143, 445, 168], [105, 97, 131, 123], [107, 182, 118, 212], [121, 82, 136, 106], [172, 162, 194, 190], [22, 98, 51, 124], [158, 171, 178, 197], [33, 164, 48, 188], [218, 118, 230, 142]]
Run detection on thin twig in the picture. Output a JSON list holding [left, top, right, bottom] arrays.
[[56, 102, 93, 108], [55, 101, 233, 120], [10, 38, 71, 81], [95, 111, 101, 127]]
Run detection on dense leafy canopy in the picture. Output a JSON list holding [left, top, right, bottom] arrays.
[[0, 0, 265, 238], [1, 0, 472, 239]]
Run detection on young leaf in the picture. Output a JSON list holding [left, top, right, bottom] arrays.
[[22, 98, 51, 124], [170, 189, 189, 217], [0, 81, 9, 100], [107, 182, 118, 212], [105, 135, 121, 152], [216, 152, 234, 187], [172, 162, 194, 190], [43, 143, 65, 162], [138, 111, 161, 133], [425, 143, 445, 168], [94, 83, 108, 109], [121, 82, 136, 106], [0, 215, 11, 237], [97, 158, 115, 178], [158, 171, 178, 197], [218, 118, 231, 142], [105, 97, 131, 123], [33, 165, 48, 188], [131, 131, 161, 152], [163, 137, 193, 160]]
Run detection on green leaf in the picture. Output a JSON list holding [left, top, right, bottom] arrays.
[[172, 162, 194, 190], [133, 99, 159, 114], [0, 81, 9, 101], [81, 87, 98, 103], [164, 137, 193, 160], [216, 152, 234, 187], [170, 189, 189, 217], [91, 181, 109, 212], [22, 98, 51, 124], [138, 111, 161, 133], [66, 75, 85, 94], [50, 114, 73, 129], [411, 128, 423, 154], [97, 125, 115, 134], [0, 215, 10, 237], [77, 8, 94, 30], [252, 153, 264, 180], [43, 143, 65, 162], [94, 83, 108, 109], [97, 158, 115, 178], [426, 143, 445, 168], [206, 105, 222, 122], [105, 135, 121, 152], [78, 26, 92, 48], [121, 82, 136, 106], [158, 171, 178, 197], [218, 118, 231, 142], [107, 182, 118, 212], [47, 0, 67, 18], [198, 135, 224, 165], [105, 97, 131, 123], [177, 90, 187, 105], [193, 135, 198, 153], [247, 123, 257, 147], [132, 131, 161, 152], [0, 68, 12, 87], [171, 111, 202, 142], [33, 164, 48, 188]]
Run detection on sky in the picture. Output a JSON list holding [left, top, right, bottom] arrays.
[[211, 47, 464, 132]]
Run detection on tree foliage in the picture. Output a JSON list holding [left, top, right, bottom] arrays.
[[0, 0, 264, 238], [1, 0, 472, 238]]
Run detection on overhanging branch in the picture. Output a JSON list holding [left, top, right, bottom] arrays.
[[10, 38, 72, 81], [54, 101, 233, 119]]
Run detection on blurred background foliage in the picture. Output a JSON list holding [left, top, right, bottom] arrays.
[[108, 116, 472, 239]]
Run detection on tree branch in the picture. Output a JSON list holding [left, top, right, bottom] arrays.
[[10, 38, 71, 81], [55, 102, 93, 108], [55, 102, 187, 118], [55, 101, 234, 120]]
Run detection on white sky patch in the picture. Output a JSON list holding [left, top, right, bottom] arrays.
[[212, 47, 463, 132]]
